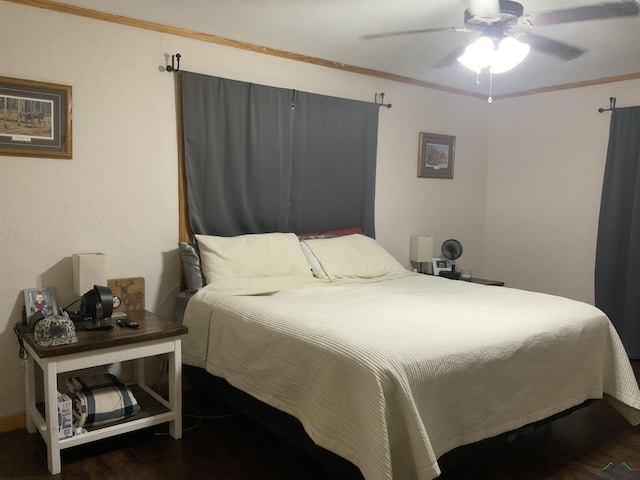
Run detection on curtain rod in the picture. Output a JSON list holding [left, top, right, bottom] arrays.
[[598, 97, 617, 113], [164, 52, 392, 109], [166, 53, 181, 72], [374, 92, 392, 109]]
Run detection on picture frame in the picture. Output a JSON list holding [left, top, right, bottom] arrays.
[[417, 132, 455, 179], [0, 76, 72, 159], [24, 287, 59, 319], [108, 277, 146, 313], [432, 258, 452, 276]]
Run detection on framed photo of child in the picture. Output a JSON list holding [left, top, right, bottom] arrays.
[[24, 287, 58, 318]]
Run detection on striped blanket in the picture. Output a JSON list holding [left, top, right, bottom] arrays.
[[67, 374, 140, 428]]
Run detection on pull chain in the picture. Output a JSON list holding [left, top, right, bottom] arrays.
[[488, 72, 493, 104]]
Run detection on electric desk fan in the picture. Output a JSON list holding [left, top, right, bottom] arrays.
[[440, 239, 463, 279]]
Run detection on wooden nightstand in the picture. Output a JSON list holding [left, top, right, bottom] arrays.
[[468, 277, 505, 286], [21, 310, 188, 474]]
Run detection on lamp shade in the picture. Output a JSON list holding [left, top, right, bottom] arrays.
[[457, 36, 494, 73], [490, 37, 530, 74], [457, 36, 530, 75], [410, 236, 434, 263], [72, 253, 107, 296]]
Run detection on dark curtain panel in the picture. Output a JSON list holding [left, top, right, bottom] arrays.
[[181, 72, 294, 236], [595, 106, 640, 358], [181, 71, 379, 238], [289, 91, 379, 237]]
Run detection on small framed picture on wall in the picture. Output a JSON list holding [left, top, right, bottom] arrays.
[[417, 132, 455, 179]]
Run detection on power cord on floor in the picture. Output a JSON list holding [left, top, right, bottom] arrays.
[[154, 397, 238, 436]]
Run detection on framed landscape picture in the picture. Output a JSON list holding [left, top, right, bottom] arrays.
[[0, 76, 72, 159], [417, 132, 455, 179]]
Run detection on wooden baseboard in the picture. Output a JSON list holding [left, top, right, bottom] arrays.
[[0, 411, 26, 433]]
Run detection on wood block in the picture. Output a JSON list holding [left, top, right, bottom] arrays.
[[108, 277, 145, 313]]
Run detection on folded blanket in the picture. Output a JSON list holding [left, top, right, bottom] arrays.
[[66, 374, 140, 427]]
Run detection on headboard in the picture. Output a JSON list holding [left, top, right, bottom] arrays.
[[176, 74, 192, 244]]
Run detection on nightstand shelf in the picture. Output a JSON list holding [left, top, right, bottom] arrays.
[[22, 310, 187, 474], [34, 385, 172, 446]]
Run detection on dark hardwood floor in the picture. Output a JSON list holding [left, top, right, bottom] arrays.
[[3, 362, 640, 480]]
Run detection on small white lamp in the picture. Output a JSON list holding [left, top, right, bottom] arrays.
[[72, 253, 107, 296], [410, 236, 433, 274]]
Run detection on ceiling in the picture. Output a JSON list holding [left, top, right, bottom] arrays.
[[39, 0, 640, 99]]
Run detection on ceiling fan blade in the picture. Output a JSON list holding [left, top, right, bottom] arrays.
[[362, 26, 465, 40], [431, 33, 480, 68], [531, 0, 640, 26], [521, 32, 586, 61], [432, 45, 468, 68]]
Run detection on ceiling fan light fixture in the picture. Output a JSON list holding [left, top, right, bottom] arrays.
[[489, 36, 530, 73], [456, 36, 494, 73], [457, 35, 530, 74]]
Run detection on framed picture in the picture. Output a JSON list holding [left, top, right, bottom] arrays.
[[0, 76, 72, 159], [108, 277, 145, 313], [24, 287, 59, 318], [432, 258, 452, 276], [417, 132, 455, 179]]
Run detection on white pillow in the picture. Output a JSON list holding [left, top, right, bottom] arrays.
[[299, 241, 329, 280], [303, 234, 407, 280], [195, 233, 313, 282]]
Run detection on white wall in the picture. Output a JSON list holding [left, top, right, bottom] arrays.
[[0, 2, 489, 418], [484, 79, 640, 303]]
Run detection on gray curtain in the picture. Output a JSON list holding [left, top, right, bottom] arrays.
[[181, 72, 293, 235], [595, 106, 640, 358], [180, 71, 379, 237], [289, 91, 379, 236]]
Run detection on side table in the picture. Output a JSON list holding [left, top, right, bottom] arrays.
[[22, 310, 188, 474], [468, 277, 505, 286]]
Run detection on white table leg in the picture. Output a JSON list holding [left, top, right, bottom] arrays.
[[135, 357, 146, 387], [24, 357, 36, 433], [43, 360, 61, 475], [168, 338, 182, 439]]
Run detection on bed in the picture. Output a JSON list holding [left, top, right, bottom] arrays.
[[180, 231, 640, 480]]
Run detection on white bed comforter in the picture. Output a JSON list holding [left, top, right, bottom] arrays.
[[182, 272, 640, 480]]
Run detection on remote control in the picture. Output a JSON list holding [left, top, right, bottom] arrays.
[[116, 318, 139, 329]]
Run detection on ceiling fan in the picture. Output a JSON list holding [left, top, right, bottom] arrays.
[[363, 0, 640, 71]]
